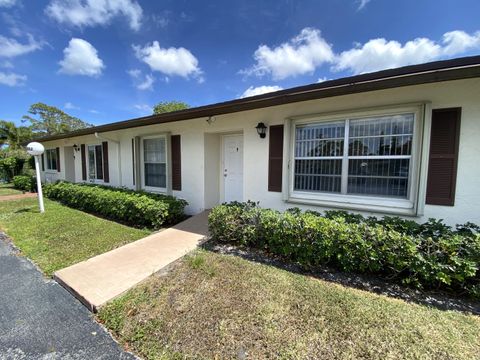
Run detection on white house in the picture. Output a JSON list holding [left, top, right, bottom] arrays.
[[36, 56, 480, 225]]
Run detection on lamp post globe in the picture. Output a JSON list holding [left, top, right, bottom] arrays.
[[26, 142, 45, 156], [26, 142, 45, 213]]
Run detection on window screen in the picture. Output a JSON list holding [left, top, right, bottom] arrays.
[[143, 138, 166, 188], [294, 113, 414, 198]]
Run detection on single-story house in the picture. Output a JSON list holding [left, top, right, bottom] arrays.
[[36, 56, 480, 225]]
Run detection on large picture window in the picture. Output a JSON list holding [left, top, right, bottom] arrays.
[[143, 137, 166, 189], [291, 107, 420, 210], [45, 149, 58, 171]]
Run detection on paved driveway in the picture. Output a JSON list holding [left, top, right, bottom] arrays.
[[0, 233, 136, 360]]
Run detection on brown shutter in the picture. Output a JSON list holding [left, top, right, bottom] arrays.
[[102, 141, 109, 183], [171, 135, 181, 191], [131, 138, 135, 186], [41, 154, 45, 171], [268, 125, 284, 192], [56, 147, 61, 172], [81, 144, 87, 181], [426, 108, 461, 206]]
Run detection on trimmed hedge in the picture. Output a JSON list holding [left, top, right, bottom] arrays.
[[208, 202, 480, 298], [44, 181, 187, 229], [12, 175, 36, 192]]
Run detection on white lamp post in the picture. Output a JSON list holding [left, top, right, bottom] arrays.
[[26, 142, 45, 213]]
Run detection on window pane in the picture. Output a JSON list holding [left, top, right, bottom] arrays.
[[349, 114, 414, 137], [347, 159, 410, 197], [88, 147, 95, 180], [349, 135, 412, 156], [348, 114, 414, 156], [95, 145, 103, 180], [46, 149, 57, 170], [294, 159, 342, 193], [295, 122, 345, 157], [144, 163, 166, 188], [144, 138, 165, 163]]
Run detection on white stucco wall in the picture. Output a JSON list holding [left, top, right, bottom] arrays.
[[39, 78, 480, 225]]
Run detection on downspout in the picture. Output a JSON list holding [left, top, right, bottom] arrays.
[[95, 132, 122, 187]]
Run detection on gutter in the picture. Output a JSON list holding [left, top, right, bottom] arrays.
[[94, 132, 122, 187]]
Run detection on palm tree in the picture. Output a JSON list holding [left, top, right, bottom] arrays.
[[0, 120, 33, 149]]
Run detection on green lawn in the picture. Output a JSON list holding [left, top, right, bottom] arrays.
[[99, 250, 480, 360], [0, 198, 151, 275], [0, 183, 23, 196]]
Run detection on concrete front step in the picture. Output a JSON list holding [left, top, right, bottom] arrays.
[[54, 211, 210, 312]]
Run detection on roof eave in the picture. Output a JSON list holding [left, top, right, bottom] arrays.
[[32, 55, 480, 143]]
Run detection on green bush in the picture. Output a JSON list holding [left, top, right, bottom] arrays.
[[209, 202, 480, 298], [12, 175, 36, 192], [44, 181, 187, 229], [0, 149, 31, 181]]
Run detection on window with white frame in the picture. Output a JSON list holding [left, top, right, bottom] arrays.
[[143, 137, 167, 189], [45, 149, 57, 171], [88, 145, 104, 181], [291, 107, 420, 209]]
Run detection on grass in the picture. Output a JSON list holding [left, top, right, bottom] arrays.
[[0, 198, 151, 275], [0, 183, 23, 196], [98, 250, 480, 360]]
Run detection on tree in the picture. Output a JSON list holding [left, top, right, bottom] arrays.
[[22, 102, 92, 136], [0, 120, 33, 149], [153, 101, 190, 115]]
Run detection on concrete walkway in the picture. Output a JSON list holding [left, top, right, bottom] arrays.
[[0, 193, 37, 201], [54, 211, 210, 312]]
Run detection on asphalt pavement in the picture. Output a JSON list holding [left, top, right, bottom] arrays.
[[0, 232, 137, 360]]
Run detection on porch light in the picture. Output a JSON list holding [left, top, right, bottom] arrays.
[[73, 144, 80, 152], [255, 122, 267, 138]]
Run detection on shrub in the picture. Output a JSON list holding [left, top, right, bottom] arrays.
[[12, 175, 36, 192], [0, 149, 31, 181], [44, 181, 187, 229], [209, 203, 480, 298]]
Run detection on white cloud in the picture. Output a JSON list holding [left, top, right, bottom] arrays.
[[241, 28, 335, 80], [137, 74, 154, 90], [0, 34, 44, 58], [45, 0, 143, 31], [0, 71, 26, 86], [240, 85, 283, 98], [242, 28, 480, 80], [1, 60, 13, 68], [334, 30, 480, 74], [317, 77, 328, 83], [64, 102, 79, 110], [357, 0, 371, 10], [128, 68, 155, 90], [441, 30, 480, 56], [151, 12, 170, 28], [127, 68, 141, 78], [59, 38, 105, 77], [133, 41, 203, 81], [0, 0, 16, 7], [133, 104, 152, 114], [89, 109, 99, 114]]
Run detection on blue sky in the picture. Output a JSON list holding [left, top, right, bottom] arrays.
[[1, 0, 479, 126]]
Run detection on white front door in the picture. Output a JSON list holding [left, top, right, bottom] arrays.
[[223, 135, 243, 202]]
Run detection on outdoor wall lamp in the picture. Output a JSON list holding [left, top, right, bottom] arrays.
[[73, 144, 80, 152], [255, 122, 268, 138]]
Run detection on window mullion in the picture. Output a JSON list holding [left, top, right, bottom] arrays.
[[341, 119, 349, 194]]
